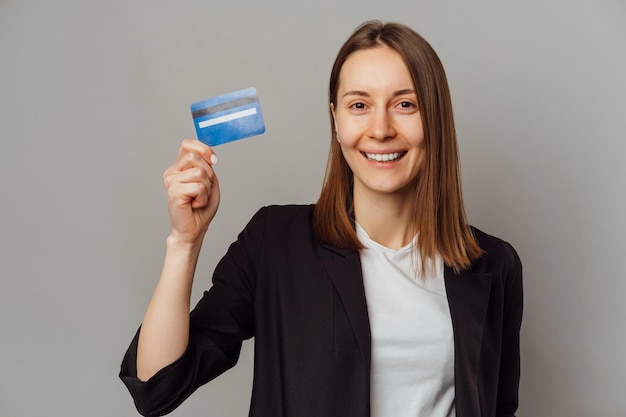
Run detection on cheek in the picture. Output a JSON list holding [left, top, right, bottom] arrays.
[[412, 152, 427, 178], [336, 141, 360, 173], [404, 120, 426, 147], [414, 136, 426, 151], [337, 140, 355, 162], [335, 117, 364, 147], [336, 125, 356, 147]]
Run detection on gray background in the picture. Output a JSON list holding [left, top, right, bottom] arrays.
[[1, 0, 624, 416]]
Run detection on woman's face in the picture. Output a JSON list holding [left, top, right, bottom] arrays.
[[332, 46, 425, 201]]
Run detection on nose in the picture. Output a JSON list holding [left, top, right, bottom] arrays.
[[367, 109, 395, 141]]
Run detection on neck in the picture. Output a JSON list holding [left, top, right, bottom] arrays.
[[353, 187, 415, 250]]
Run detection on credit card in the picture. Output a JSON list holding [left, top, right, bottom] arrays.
[[191, 87, 266, 146]]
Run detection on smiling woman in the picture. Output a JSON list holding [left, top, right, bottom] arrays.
[[120, 20, 523, 417], [316, 22, 484, 272], [331, 46, 427, 245]]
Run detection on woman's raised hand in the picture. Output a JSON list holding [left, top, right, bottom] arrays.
[[162, 139, 220, 244]]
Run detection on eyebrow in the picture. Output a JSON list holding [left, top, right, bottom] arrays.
[[341, 88, 416, 98]]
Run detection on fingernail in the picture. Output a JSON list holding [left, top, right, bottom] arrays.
[[210, 154, 219, 165]]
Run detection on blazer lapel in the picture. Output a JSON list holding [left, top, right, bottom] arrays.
[[319, 242, 493, 417], [444, 267, 493, 417], [320, 244, 371, 372]]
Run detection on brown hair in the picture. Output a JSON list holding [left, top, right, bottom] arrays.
[[314, 20, 483, 273]]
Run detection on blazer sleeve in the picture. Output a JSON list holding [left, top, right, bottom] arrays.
[[119, 207, 268, 417], [496, 242, 523, 417]]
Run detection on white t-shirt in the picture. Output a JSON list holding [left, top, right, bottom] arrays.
[[357, 224, 456, 417]]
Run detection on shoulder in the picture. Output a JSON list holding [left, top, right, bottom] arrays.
[[469, 226, 522, 275], [242, 204, 316, 245], [467, 227, 523, 309], [248, 204, 315, 228], [471, 227, 518, 259], [257, 204, 315, 219], [217, 205, 318, 280]]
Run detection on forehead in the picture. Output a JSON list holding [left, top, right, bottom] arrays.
[[338, 46, 414, 93]]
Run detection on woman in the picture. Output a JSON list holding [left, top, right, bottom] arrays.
[[120, 21, 522, 417]]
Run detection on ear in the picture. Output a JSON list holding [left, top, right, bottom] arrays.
[[330, 103, 338, 134]]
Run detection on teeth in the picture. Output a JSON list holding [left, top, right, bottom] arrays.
[[365, 152, 401, 162]]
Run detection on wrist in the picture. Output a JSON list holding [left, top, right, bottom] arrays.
[[166, 233, 204, 255]]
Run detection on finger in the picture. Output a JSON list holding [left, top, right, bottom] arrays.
[[164, 168, 214, 205], [168, 181, 209, 208], [190, 185, 209, 209], [164, 152, 216, 182], [177, 139, 219, 166], [170, 166, 211, 185]]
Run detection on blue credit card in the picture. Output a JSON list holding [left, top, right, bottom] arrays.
[[191, 87, 266, 146]]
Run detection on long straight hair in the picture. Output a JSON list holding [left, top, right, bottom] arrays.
[[314, 21, 483, 273]]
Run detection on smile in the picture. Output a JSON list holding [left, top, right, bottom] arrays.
[[363, 152, 406, 162]]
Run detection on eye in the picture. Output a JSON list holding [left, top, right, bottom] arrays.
[[349, 102, 367, 110], [397, 101, 416, 109]]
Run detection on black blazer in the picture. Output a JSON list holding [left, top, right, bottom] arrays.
[[120, 205, 523, 417]]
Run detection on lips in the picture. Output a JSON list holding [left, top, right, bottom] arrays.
[[363, 151, 407, 162]]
